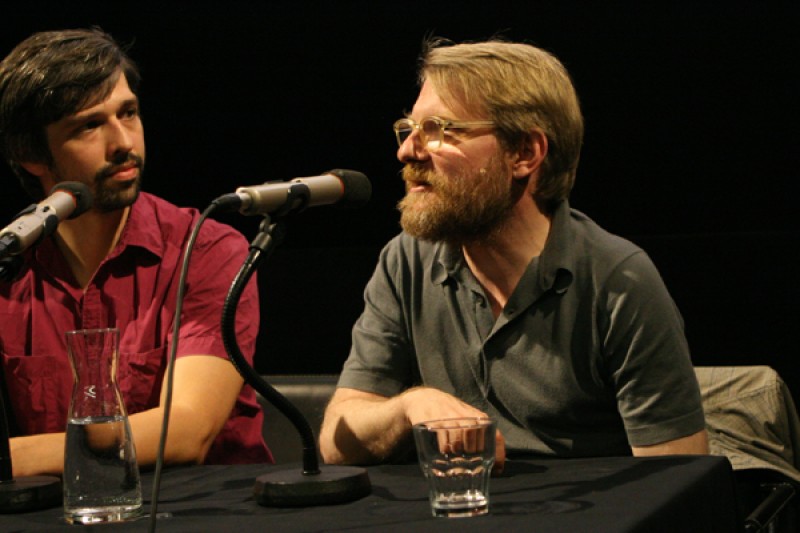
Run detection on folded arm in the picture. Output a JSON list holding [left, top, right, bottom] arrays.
[[11, 354, 243, 477]]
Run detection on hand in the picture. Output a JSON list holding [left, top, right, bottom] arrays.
[[401, 387, 506, 473], [400, 387, 486, 425]]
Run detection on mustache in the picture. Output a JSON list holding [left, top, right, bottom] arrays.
[[97, 153, 145, 181], [402, 164, 439, 186]]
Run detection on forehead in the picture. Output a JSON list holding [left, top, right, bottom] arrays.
[[414, 78, 487, 120], [75, 75, 136, 115], [412, 79, 474, 119], [51, 76, 136, 128]]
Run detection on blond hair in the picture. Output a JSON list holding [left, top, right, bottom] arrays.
[[420, 39, 583, 212]]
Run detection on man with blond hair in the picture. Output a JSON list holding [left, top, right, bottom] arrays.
[[320, 39, 708, 470]]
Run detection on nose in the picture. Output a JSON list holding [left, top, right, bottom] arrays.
[[396, 130, 430, 164], [106, 117, 135, 159]]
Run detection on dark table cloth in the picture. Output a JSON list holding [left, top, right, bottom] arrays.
[[2, 455, 741, 532]]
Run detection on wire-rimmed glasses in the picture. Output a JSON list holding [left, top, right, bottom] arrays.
[[393, 116, 495, 152]]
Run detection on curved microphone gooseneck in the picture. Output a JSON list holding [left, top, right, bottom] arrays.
[[220, 209, 370, 506], [147, 171, 371, 525]]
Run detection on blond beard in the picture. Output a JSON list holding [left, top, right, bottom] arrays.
[[398, 156, 519, 245]]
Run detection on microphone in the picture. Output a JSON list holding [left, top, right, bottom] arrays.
[[0, 182, 93, 259], [214, 169, 371, 216]]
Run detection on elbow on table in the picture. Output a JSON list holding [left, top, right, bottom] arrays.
[[320, 444, 346, 466], [161, 408, 223, 466], [319, 424, 348, 465], [320, 441, 380, 467], [161, 435, 214, 467], [319, 419, 378, 466]]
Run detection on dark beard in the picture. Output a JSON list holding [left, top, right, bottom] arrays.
[[92, 154, 144, 212], [398, 157, 520, 245]]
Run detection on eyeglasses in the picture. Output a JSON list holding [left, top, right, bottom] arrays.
[[393, 116, 495, 152]]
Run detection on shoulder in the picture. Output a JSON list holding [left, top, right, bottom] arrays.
[[563, 210, 678, 318], [569, 209, 643, 260], [132, 193, 248, 253], [566, 208, 655, 280]]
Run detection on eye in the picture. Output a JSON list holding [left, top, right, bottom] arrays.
[[80, 119, 103, 132], [441, 128, 459, 140], [393, 119, 415, 143], [121, 105, 139, 119]]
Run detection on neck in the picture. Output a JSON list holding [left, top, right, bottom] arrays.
[[54, 207, 130, 289], [461, 201, 551, 317]]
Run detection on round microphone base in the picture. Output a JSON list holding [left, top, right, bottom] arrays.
[[254, 465, 370, 507], [0, 475, 62, 513]]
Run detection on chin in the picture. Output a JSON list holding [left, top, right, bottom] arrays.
[[94, 181, 141, 212]]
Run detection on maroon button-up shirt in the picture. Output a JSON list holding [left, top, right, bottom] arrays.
[[1, 192, 271, 464]]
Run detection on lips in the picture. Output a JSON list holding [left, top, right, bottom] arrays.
[[407, 180, 431, 193], [403, 166, 436, 193], [105, 162, 139, 182]]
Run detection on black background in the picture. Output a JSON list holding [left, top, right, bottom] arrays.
[[2, 2, 798, 393]]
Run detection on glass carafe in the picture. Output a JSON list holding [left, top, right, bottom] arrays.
[[63, 327, 142, 524]]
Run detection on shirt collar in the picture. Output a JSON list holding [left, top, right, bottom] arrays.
[[33, 192, 165, 271], [431, 240, 463, 285], [538, 200, 575, 294], [113, 192, 166, 260], [431, 199, 575, 294], [28, 193, 165, 290]]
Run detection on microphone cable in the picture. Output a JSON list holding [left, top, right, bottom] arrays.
[[147, 199, 225, 533]]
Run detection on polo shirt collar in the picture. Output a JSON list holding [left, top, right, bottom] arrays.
[[431, 241, 462, 285], [538, 200, 575, 294], [431, 199, 575, 294]]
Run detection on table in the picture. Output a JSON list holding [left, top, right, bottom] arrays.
[[2, 455, 740, 532]]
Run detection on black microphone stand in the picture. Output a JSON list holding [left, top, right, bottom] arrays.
[[0, 256, 23, 282], [220, 205, 370, 507]]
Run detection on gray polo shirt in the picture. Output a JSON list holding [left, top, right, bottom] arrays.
[[339, 201, 705, 456]]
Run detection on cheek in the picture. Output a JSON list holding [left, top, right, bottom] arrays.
[[438, 139, 499, 169], [50, 148, 99, 180], [431, 152, 471, 177]]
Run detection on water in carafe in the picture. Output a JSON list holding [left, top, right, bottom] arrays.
[[64, 328, 142, 524]]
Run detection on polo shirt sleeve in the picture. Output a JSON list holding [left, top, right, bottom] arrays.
[[600, 250, 706, 447], [172, 223, 259, 364], [338, 237, 416, 397]]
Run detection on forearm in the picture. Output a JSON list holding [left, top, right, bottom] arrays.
[[10, 356, 240, 477], [319, 392, 411, 465], [631, 429, 709, 457], [10, 433, 65, 477], [320, 386, 492, 465], [131, 355, 243, 468], [9, 401, 218, 477], [127, 402, 218, 469]]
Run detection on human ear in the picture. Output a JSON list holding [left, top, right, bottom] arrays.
[[19, 161, 50, 179], [18, 161, 57, 194], [512, 130, 548, 179]]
